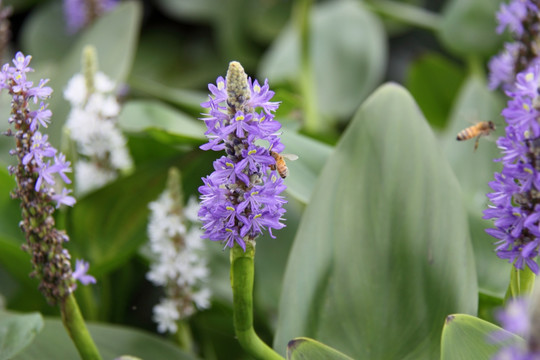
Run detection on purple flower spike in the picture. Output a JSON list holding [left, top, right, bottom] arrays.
[[484, 63, 540, 274], [1, 52, 79, 305], [198, 61, 287, 250], [489, 1, 540, 90]]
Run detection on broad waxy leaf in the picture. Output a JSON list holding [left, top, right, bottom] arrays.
[[439, 75, 509, 299], [20, 1, 74, 63], [440, 314, 522, 360], [259, 1, 386, 120], [12, 318, 199, 360], [0, 311, 43, 360], [439, 0, 502, 56], [274, 84, 477, 359], [287, 337, 353, 360]]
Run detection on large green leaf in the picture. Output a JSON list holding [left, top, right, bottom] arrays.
[[287, 337, 353, 360], [0, 311, 43, 360], [439, 0, 502, 57], [20, 1, 74, 63], [13, 318, 199, 360], [440, 314, 522, 360], [259, 1, 386, 120], [439, 75, 509, 299], [273, 84, 477, 358]]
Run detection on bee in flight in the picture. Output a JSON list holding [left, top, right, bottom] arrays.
[[269, 150, 298, 179], [456, 121, 496, 151]]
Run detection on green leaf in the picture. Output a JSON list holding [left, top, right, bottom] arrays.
[[274, 84, 477, 359], [439, 0, 502, 57], [439, 75, 509, 298], [0, 311, 43, 360], [287, 337, 354, 360], [117, 100, 206, 145], [440, 314, 522, 360], [20, 1, 74, 63], [406, 53, 466, 129], [12, 318, 199, 360], [260, 1, 386, 120]]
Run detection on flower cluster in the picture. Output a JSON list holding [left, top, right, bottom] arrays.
[[198, 61, 286, 250], [484, 64, 540, 274], [488, 0, 540, 90], [489, 298, 540, 359], [64, 52, 132, 196], [147, 168, 211, 334], [63, 0, 119, 34], [0, 52, 94, 304]]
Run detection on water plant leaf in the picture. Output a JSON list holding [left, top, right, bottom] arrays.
[[260, 1, 386, 120], [440, 313, 522, 360], [12, 318, 199, 360], [287, 337, 354, 360], [274, 83, 477, 359], [0, 311, 43, 360]]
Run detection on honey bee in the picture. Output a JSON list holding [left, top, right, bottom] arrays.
[[456, 121, 496, 151], [269, 150, 298, 179]]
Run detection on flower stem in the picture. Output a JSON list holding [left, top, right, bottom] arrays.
[[364, 0, 440, 32], [505, 265, 536, 301], [60, 292, 102, 360], [174, 320, 194, 353], [230, 243, 284, 360], [294, 0, 320, 135]]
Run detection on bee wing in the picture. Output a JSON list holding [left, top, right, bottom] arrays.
[[281, 153, 299, 161]]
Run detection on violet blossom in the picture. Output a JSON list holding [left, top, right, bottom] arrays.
[[488, 0, 540, 91], [0, 52, 94, 304], [198, 61, 286, 251]]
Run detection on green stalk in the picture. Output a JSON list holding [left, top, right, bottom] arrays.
[[364, 0, 440, 32], [230, 243, 284, 360], [505, 265, 536, 301], [174, 320, 194, 353], [294, 0, 320, 134], [61, 292, 102, 360]]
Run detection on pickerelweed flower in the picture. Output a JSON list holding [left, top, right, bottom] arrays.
[[197, 61, 286, 251], [63, 0, 119, 34], [64, 46, 132, 196], [0, 52, 95, 305], [488, 0, 540, 91], [147, 168, 211, 334], [488, 297, 540, 359], [484, 63, 540, 274]]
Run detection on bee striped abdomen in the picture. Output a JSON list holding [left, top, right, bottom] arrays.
[[456, 127, 475, 141]]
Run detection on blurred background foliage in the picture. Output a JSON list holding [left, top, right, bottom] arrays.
[[0, 0, 514, 359]]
